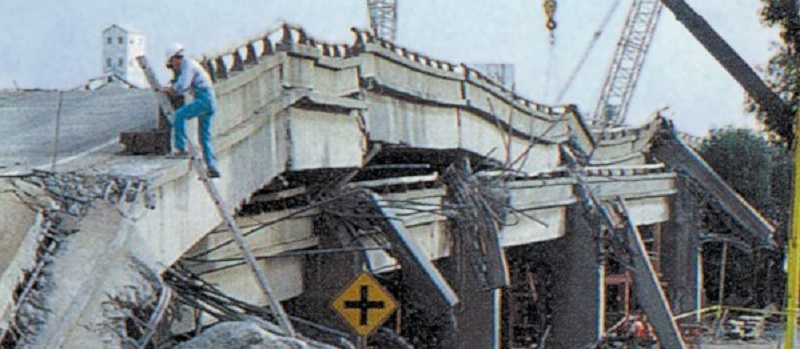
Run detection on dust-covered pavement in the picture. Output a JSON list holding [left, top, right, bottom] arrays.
[[702, 343, 779, 349]]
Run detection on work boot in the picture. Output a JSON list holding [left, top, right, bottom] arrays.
[[208, 168, 221, 178], [167, 149, 189, 159]]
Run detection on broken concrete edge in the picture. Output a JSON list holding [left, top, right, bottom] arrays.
[[94, 257, 165, 347], [21, 170, 156, 212], [0, 170, 156, 346], [0, 211, 47, 339]]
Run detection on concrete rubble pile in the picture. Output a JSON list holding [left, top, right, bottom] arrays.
[[173, 322, 336, 349], [0, 171, 153, 347], [0, 168, 337, 347]]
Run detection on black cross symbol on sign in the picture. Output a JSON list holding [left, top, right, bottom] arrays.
[[344, 285, 386, 325]]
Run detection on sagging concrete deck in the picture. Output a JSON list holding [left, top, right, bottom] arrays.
[[0, 24, 772, 348]]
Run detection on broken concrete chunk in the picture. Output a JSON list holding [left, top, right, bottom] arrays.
[[172, 321, 325, 349]]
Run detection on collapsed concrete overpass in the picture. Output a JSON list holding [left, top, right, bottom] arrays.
[[0, 24, 773, 348]]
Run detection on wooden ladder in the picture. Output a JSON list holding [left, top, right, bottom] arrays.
[[136, 56, 295, 337]]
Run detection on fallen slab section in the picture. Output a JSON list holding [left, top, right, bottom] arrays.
[[612, 199, 687, 349], [651, 124, 774, 247], [173, 321, 338, 349], [361, 190, 459, 309]]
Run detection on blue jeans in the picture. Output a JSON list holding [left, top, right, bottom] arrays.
[[174, 92, 218, 172]]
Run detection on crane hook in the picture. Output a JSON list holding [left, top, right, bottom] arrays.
[[543, 0, 557, 42]]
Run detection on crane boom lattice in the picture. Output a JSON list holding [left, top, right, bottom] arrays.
[[594, 0, 663, 126], [367, 0, 398, 42]]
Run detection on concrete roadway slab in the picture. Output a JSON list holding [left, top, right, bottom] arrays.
[[0, 88, 158, 174]]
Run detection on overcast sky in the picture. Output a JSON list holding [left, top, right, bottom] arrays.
[[0, 0, 781, 136]]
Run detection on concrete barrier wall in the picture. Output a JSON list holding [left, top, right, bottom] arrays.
[[313, 58, 361, 97], [358, 49, 463, 104], [214, 55, 284, 135]]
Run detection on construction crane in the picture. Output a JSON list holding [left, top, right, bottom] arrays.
[[367, 0, 398, 42], [594, 0, 664, 126]]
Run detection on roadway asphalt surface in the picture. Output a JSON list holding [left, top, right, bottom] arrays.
[[0, 88, 158, 173]]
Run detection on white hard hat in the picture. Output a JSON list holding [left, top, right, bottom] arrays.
[[164, 43, 184, 63]]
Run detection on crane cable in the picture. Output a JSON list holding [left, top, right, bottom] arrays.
[[555, 0, 623, 104], [545, 41, 557, 103], [543, 0, 558, 102]]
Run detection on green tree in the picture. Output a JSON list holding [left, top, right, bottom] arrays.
[[699, 127, 791, 305], [751, 1, 800, 144], [699, 127, 791, 242], [700, 128, 774, 211]]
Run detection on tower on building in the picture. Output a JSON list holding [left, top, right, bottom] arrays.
[[101, 25, 147, 88]]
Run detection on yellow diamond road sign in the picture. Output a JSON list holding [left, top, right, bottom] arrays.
[[331, 272, 398, 337]]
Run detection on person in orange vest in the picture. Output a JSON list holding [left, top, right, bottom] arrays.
[[629, 314, 655, 348]]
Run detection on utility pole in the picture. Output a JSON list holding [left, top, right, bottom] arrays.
[[786, 0, 800, 335], [786, 1, 800, 347], [786, 108, 800, 348]]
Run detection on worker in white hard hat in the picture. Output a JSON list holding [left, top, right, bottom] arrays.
[[162, 44, 220, 178]]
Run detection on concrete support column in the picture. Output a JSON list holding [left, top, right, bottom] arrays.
[[548, 206, 602, 348], [284, 217, 363, 338], [437, 236, 500, 349], [661, 181, 701, 316]]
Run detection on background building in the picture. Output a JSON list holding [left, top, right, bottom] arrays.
[[101, 25, 147, 88]]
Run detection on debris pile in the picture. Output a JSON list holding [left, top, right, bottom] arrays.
[[0, 170, 152, 347], [164, 265, 345, 349], [173, 321, 331, 349]]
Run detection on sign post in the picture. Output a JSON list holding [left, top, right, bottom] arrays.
[[784, 107, 800, 349], [332, 272, 399, 347]]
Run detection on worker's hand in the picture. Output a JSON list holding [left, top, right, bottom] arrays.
[[159, 86, 175, 95]]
